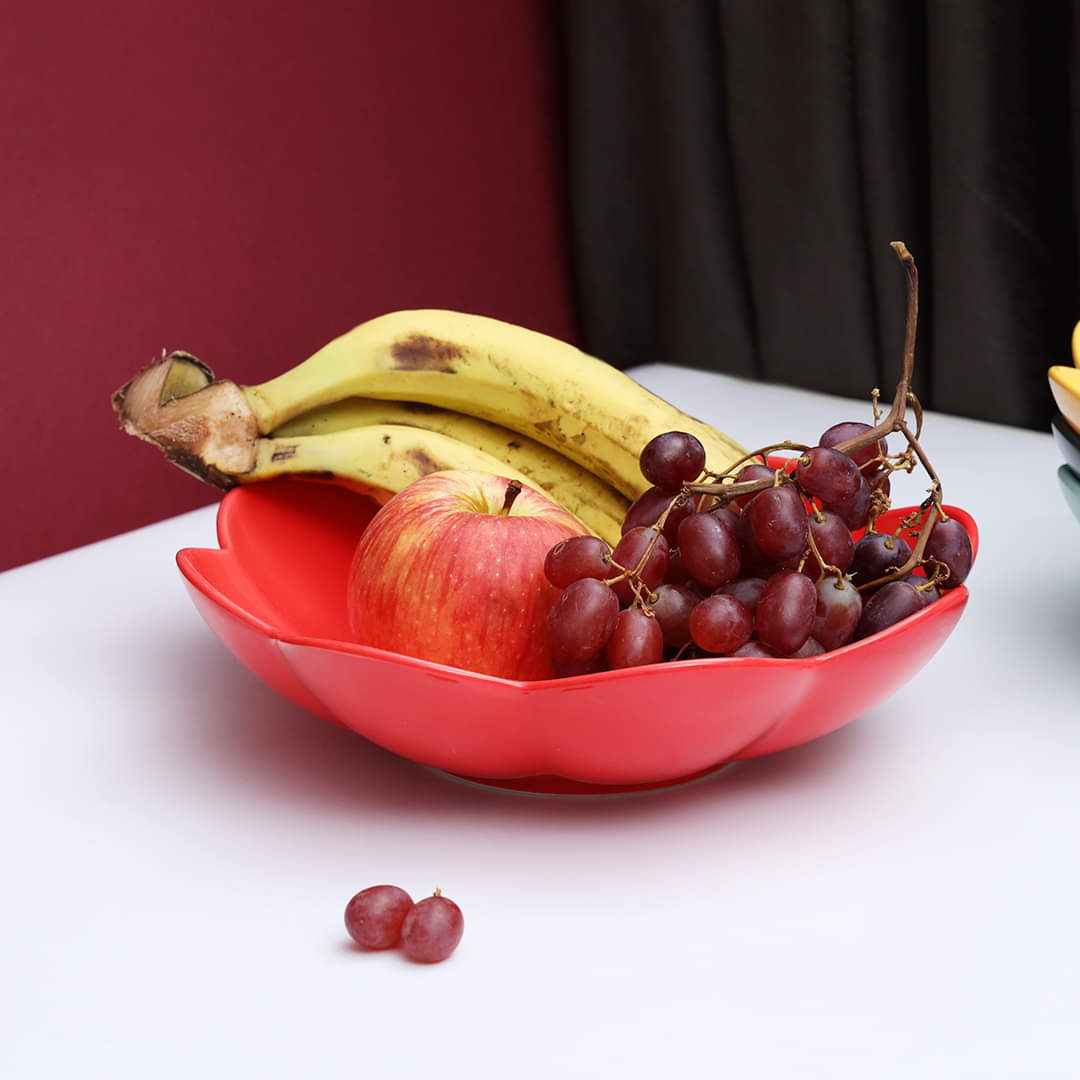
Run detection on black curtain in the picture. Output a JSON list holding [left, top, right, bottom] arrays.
[[560, 0, 1077, 430]]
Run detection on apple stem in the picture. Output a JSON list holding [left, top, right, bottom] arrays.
[[500, 479, 523, 514]]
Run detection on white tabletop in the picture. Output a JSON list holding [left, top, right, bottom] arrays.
[[3, 366, 1077, 1078]]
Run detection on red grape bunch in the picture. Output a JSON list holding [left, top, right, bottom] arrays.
[[543, 423, 971, 675], [544, 241, 972, 676]]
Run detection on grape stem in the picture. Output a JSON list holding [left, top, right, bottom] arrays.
[[832, 242, 918, 459], [803, 518, 842, 583]]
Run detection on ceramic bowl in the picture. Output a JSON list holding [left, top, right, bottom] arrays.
[[1059, 464, 1080, 527], [1049, 366, 1080, 437], [1051, 412, 1080, 477], [177, 479, 978, 795]]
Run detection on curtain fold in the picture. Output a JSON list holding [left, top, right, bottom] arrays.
[[561, 0, 1077, 429]]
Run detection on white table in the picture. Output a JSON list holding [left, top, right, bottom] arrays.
[[3, 366, 1077, 1079]]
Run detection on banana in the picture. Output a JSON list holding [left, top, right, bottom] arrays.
[[1072, 320, 1080, 367], [271, 397, 629, 540], [246, 423, 598, 520], [243, 310, 746, 498], [111, 355, 622, 541], [149, 408, 603, 538], [1049, 365, 1080, 437], [113, 311, 747, 533]]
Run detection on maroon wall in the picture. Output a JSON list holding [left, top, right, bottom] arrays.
[[2, 2, 576, 571]]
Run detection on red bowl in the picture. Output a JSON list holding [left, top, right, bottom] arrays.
[[177, 479, 978, 795]]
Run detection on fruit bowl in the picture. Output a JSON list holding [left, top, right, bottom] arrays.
[[177, 478, 978, 795]]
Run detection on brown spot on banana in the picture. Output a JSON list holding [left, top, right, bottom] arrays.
[[270, 444, 299, 462], [533, 419, 566, 444], [405, 448, 442, 475], [391, 335, 462, 373]]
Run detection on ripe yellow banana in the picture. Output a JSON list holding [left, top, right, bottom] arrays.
[[271, 397, 629, 540], [113, 311, 747, 532], [247, 423, 604, 529], [1072, 320, 1080, 367], [1049, 365, 1080, 437], [244, 310, 746, 498]]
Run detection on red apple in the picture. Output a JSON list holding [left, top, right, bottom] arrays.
[[346, 470, 585, 680]]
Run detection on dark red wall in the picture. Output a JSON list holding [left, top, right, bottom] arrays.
[[2, 2, 575, 571]]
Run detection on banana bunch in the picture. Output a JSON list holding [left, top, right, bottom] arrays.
[[113, 309, 747, 546]]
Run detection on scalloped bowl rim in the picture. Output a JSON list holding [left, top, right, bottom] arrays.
[[175, 480, 978, 791], [180, 495, 978, 691]]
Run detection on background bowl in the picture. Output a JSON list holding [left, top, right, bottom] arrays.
[[177, 479, 978, 794], [1051, 412, 1080, 476], [1059, 465, 1080, 527], [1049, 365, 1080, 436]]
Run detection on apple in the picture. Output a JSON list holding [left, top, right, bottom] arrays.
[[346, 470, 585, 680]]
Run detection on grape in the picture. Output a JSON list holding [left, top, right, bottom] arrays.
[[861, 465, 892, 493], [639, 431, 706, 490], [849, 531, 912, 586], [806, 510, 855, 575], [344, 885, 414, 950], [730, 463, 774, 508], [649, 583, 699, 648], [747, 483, 809, 562], [732, 640, 774, 658], [914, 580, 940, 606], [894, 572, 939, 607], [609, 527, 670, 605], [676, 511, 741, 587], [820, 421, 889, 472], [714, 576, 768, 614], [812, 576, 863, 651], [662, 548, 697, 588], [710, 505, 741, 531], [795, 446, 861, 504], [552, 654, 609, 678], [544, 535, 611, 588], [734, 511, 777, 578], [732, 636, 823, 659], [546, 577, 619, 664], [923, 517, 972, 589], [400, 892, 464, 963], [688, 594, 753, 655], [789, 637, 825, 658], [755, 570, 817, 655], [868, 470, 891, 499], [855, 580, 924, 639], [622, 487, 693, 543], [826, 473, 872, 531], [606, 607, 665, 668]]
